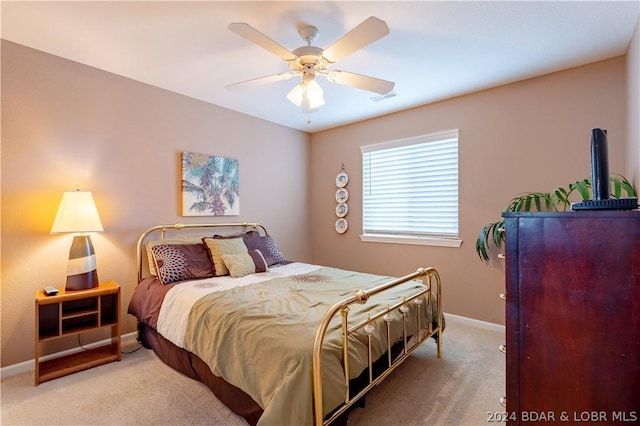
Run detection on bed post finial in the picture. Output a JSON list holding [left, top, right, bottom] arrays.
[[354, 289, 369, 304]]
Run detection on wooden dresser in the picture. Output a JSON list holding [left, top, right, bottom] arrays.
[[502, 211, 639, 425]]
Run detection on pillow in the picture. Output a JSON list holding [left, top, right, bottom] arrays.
[[150, 243, 214, 285], [202, 237, 248, 276], [222, 249, 269, 278], [248, 249, 269, 273], [146, 238, 203, 276], [242, 231, 285, 266]]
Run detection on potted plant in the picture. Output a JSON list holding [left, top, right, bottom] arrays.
[[475, 175, 637, 262]]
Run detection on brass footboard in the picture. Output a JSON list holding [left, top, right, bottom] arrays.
[[312, 267, 442, 425]]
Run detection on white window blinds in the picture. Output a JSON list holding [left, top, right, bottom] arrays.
[[361, 129, 459, 245]]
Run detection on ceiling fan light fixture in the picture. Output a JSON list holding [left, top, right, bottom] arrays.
[[287, 83, 305, 106], [227, 17, 394, 122], [287, 78, 325, 112], [304, 79, 325, 109]]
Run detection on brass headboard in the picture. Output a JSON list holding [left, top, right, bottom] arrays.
[[136, 222, 269, 282]]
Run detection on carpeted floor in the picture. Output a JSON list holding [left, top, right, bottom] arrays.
[[1, 316, 505, 425]]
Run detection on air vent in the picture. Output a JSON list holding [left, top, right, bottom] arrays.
[[370, 91, 398, 102]]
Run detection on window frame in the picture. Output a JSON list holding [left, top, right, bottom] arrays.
[[360, 129, 462, 248]]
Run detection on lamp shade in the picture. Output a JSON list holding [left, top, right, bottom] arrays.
[[51, 190, 103, 291], [51, 191, 104, 234]]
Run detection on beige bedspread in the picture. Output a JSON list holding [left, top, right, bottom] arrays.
[[183, 266, 432, 426]]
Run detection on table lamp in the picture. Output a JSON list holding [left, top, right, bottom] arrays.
[[51, 190, 104, 291]]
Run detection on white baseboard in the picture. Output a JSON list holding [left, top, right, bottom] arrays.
[[444, 312, 505, 333], [2, 315, 503, 379], [0, 332, 139, 380]]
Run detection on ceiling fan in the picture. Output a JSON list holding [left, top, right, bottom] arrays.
[[226, 16, 395, 115]]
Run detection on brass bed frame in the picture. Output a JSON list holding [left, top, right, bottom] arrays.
[[136, 222, 443, 425]]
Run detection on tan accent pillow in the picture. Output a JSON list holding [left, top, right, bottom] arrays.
[[203, 237, 247, 276], [222, 252, 255, 278], [222, 249, 270, 278]]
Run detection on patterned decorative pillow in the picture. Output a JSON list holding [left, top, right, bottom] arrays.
[[146, 238, 203, 276], [202, 237, 248, 276], [151, 243, 215, 285], [242, 231, 285, 266], [222, 249, 269, 278]]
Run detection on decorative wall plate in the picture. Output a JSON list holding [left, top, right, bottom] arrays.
[[335, 188, 349, 203], [336, 203, 348, 218], [335, 172, 349, 188], [335, 218, 348, 234]]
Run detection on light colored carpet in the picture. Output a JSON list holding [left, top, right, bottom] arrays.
[[1, 316, 505, 425]]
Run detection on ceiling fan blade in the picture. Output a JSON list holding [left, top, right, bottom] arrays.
[[327, 70, 394, 95], [226, 73, 293, 91], [228, 23, 297, 62], [322, 16, 390, 63]]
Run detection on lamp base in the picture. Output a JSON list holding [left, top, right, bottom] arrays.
[[66, 270, 99, 291], [65, 234, 99, 291]]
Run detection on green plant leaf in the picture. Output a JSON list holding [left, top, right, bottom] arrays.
[[610, 174, 637, 198], [623, 177, 636, 196], [492, 220, 505, 249], [613, 179, 622, 198], [476, 220, 505, 262], [476, 174, 636, 262], [553, 187, 570, 210], [570, 179, 590, 200], [476, 224, 491, 262]]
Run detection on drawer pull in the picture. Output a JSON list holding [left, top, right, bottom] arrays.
[[499, 293, 506, 300], [499, 344, 506, 354], [500, 396, 507, 407], [498, 253, 506, 259]]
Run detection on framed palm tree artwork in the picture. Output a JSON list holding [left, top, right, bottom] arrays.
[[181, 151, 240, 216]]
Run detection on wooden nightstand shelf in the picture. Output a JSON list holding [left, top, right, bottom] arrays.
[[35, 281, 121, 385]]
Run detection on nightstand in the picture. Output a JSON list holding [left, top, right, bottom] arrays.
[[34, 281, 121, 385]]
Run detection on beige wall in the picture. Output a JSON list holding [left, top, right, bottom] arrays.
[[310, 57, 628, 325], [627, 17, 640, 189], [2, 34, 638, 368], [0, 41, 311, 367]]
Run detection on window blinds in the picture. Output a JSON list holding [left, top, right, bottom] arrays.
[[362, 130, 459, 239]]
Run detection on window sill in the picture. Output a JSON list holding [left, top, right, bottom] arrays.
[[360, 233, 463, 247]]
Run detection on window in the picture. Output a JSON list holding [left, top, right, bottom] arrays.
[[361, 129, 461, 247]]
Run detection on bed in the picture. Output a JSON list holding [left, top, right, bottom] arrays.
[[128, 222, 443, 425]]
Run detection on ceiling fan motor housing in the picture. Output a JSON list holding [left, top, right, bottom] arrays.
[[291, 46, 325, 63], [300, 63, 317, 80]]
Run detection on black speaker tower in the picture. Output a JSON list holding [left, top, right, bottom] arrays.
[[571, 128, 637, 210]]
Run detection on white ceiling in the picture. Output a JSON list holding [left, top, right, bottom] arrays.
[[2, 1, 639, 133]]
